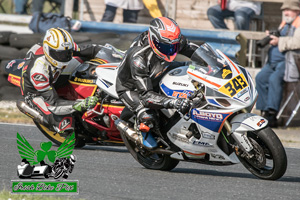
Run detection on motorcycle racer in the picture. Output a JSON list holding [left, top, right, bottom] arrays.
[[116, 17, 204, 147], [20, 28, 102, 135]]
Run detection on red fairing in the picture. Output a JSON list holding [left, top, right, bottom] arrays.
[[82, 103, 124, 141], [69, 82, 97, 99], [56, 83, 80, 100]]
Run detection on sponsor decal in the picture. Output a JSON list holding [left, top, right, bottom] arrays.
[[17, 61, 25, 69], [202, 132, 215, 140], [47, 35, 51, 41], [244, 96, 250, 102], [169, 132, 189, 143], [59, 117, 72, 130], [222, 69, 232, 79], [242, 134, 252, 148], [192, 140, 212, 147], [237, 88, 248, 98], [172, 82, 189, 87], [74, 77, 94, 84], [13, 132, 78, 194], [61, 42, 72, 48], [172, 91, 190, 98], [32, 73, 48, 85], [6, 60, 16, 69], [257, 119, 266, 127], [192, 110, 223, 122]]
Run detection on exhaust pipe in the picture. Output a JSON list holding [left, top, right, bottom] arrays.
[[16, 100, 48, 126], [115, 119, 176, 154], [115, 119, 142, 145]]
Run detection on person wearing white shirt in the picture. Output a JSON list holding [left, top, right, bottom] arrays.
[[101, 0, 144, 23]]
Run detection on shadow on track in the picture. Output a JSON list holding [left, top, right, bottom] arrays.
[[75, 145, 129, 153], [171, 168, 300, 182]]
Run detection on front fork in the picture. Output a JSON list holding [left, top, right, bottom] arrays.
[[223, 120, 253, 158], [222, 109, 268, 158]]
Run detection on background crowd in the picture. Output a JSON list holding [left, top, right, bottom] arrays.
[[4, 0, 300, 128]]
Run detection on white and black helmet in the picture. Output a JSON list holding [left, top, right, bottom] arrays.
[[43, 28, 74, 69]]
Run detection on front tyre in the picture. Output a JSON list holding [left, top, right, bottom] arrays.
[[237, 127, 287, 180], [120, 132, 179, 171]]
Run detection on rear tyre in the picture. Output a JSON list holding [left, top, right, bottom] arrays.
[[120, 131, 179, 171], [236, 127, 287, 180], [34, 121, 86, 148]]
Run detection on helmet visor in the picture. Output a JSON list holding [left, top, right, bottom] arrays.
[[49, 48, 73, 62], [153, 38, 179, 56]]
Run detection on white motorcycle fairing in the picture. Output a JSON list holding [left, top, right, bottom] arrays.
[[231, 113, 268, 132], [95, 63, 120, 99], [159, 45, 261, 164]]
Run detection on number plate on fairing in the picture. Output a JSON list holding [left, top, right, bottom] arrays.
[[218, 74, 248, 97]]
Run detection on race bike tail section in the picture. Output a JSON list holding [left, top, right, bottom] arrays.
[[117, 43, 287, 180]]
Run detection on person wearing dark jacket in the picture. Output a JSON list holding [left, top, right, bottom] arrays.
[[116, 17, 202, 147]]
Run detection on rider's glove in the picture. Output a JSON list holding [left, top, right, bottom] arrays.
[[73, 96, 98, 112], [170, 98, 192, 115]]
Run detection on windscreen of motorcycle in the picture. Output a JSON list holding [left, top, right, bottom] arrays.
[[189, 43, 233, 80], [95, 44, 124, 63]]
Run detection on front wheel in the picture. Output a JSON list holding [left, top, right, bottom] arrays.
[[120, 131, 179, 171], [236, 127, 287, 180]]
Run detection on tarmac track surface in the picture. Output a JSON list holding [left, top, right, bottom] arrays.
[[0, 123, 300, 200]]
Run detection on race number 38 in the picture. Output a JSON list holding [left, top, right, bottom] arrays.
[[218, 74, 248, 97]]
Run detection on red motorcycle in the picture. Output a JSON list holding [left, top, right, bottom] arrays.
[[6, 44, 124, 147]]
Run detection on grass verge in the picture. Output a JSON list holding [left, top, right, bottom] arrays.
[[0, 108, 33, 124]]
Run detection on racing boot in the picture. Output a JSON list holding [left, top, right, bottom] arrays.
[[137, 111, 158, 149], [115, 120, 158, 150]]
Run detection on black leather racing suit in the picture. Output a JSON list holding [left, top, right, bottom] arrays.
[[20, 43, 104, 133], [116, 31, 201, 121]]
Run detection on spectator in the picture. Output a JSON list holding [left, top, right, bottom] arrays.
[[14, 0, 28, 14], [101, 0, 144, 23], [207, 0, 262, 30], [255, 0, 300, 127], [32, 0, 65, 15]]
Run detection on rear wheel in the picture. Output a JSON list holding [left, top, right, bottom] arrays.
[[34, 121, 86, 148], [236, 127, 287, 180], [120, 131, 179, 171]]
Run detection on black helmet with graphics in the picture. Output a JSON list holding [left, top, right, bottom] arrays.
[[148, 17, 181, 62]]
